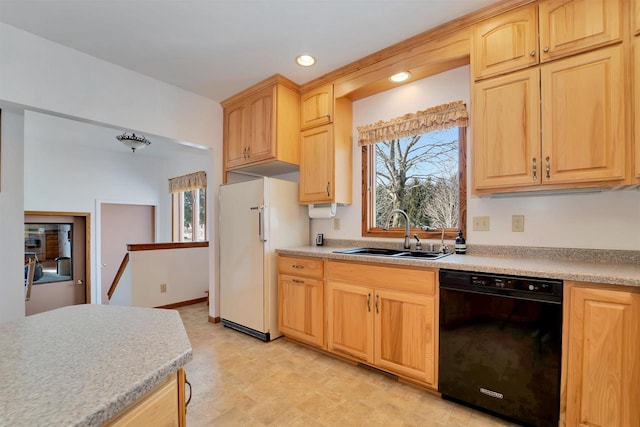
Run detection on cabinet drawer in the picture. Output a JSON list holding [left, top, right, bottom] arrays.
[[327, 260, 435, 295], [278, 255, 324, 279]]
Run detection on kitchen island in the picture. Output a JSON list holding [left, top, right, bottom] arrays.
[[0, 304, 192, 426]]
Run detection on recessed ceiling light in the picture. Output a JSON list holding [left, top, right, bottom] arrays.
[[296, 54, 316, 67], [389, 71, 411, 83]]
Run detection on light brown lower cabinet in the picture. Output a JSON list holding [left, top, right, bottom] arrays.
[[105, 368, 187, 427], [561, 282, 640, 427], [326, 260, 437, 387], [277, 255, 325, 348]]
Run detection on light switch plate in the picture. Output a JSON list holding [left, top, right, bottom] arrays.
[[512, 215, 525, 232], [472, 216, 490, 231]]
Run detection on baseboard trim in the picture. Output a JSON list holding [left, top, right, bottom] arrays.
[[155, 297, 207, 309], [208, 316, 220, 324]]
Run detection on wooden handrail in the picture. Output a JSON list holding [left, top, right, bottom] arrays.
[[127, 242, 208, 252], [107, 253, 129, 300]]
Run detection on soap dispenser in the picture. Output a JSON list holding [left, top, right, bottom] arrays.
[[455, 230, 466, 254]]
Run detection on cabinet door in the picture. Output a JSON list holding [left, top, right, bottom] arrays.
[[224, 102, 247, 169], [472, 4, 539, 80], [326, 281, 373, 363], [635, 38, 640, 179], [278, 274, 324, 347], [472, 68, 540, 191], [539, 0, 622, 62], [299, 124, 334, 204], [374, 289, 435, 385], [565, 286, 640, 427], [301, 84, 333, 129], [635, 0, 640, 35], [105, 373, 179, 426], [247, 86, 276, 163], [541, 46, 625, 184]]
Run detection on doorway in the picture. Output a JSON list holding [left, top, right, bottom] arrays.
[[24, 211, 90, 316], [100, 203, 155, 304]]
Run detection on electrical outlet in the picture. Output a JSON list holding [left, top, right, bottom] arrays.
[[160, 283, 167, 293], [512, 215, 525, 232], [472, 216, 490, 231], [334, 218, 341, 230]]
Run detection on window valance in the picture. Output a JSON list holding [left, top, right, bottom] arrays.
[[357, 101, 468, 146], [168, 171, 207, 193]]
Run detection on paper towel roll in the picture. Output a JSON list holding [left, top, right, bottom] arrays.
[[308, 203, 337, 219]]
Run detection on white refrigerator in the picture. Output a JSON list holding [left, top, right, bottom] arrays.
[[219, 177, 309, 341]]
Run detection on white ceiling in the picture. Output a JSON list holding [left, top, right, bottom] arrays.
[[0, 0, 496, 102]]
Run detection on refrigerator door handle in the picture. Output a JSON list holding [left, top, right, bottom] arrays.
[[250, 205, 266, 242]]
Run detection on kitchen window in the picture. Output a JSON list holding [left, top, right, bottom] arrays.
[[360, 101, 467, 240], [169, 171, 207, 242]]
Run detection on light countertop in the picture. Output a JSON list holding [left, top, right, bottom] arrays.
[[0, 304, 192, 427], [277, 245, 640, 288]]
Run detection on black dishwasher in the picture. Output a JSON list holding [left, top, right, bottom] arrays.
[[438, 269, 563, 427]]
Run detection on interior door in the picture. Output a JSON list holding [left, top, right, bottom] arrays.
[[24, 213, 88, 316], [100, 203, 155, 304]]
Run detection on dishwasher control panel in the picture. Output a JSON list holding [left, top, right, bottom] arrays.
[[471, 275, 555, 294], [440, 269, 563, 303]]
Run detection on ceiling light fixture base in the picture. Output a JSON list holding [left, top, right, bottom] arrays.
[[116, 132, 151, 152]]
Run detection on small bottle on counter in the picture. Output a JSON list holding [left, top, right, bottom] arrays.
[[455, 230, 466, 254]]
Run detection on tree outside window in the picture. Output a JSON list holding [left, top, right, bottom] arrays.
[[179, 189, 206, 242], [374, 128, 459, 230], [359, 101, 468, 240]]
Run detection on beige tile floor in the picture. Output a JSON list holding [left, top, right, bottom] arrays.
[[177, 303, 519, 427]]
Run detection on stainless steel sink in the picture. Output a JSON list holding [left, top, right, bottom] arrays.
[[333, 247, 405, 256], [333, 247, 451, 260], [395, 251, 451, 259]]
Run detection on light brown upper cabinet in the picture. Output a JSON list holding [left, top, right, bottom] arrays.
[[299, 96, 352, 205], [541, 46, 625, 184], [473, 68, 540, 190], [472, 0, 622, 81], [473, 46, 625, 193], [222, 74, 300, 173], [300, 84, 334, 130], [539, 0, 622, 62], [472, 4, 539, 80]]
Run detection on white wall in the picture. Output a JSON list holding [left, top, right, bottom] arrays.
[[310, 65, 640, 250], [0, 109, 26, 322], [0, 23, 222, 322], [209, 104, 223, 321], [111, 247, 209, 308], [0, 23, 217, 147]]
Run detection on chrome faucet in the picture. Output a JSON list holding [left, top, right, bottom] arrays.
[[413, 234, 422, 251], [421, 224, 447, 253], [383, 209, 411, 249]]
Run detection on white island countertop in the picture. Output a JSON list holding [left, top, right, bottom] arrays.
[[0, 304, 192, 427]]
